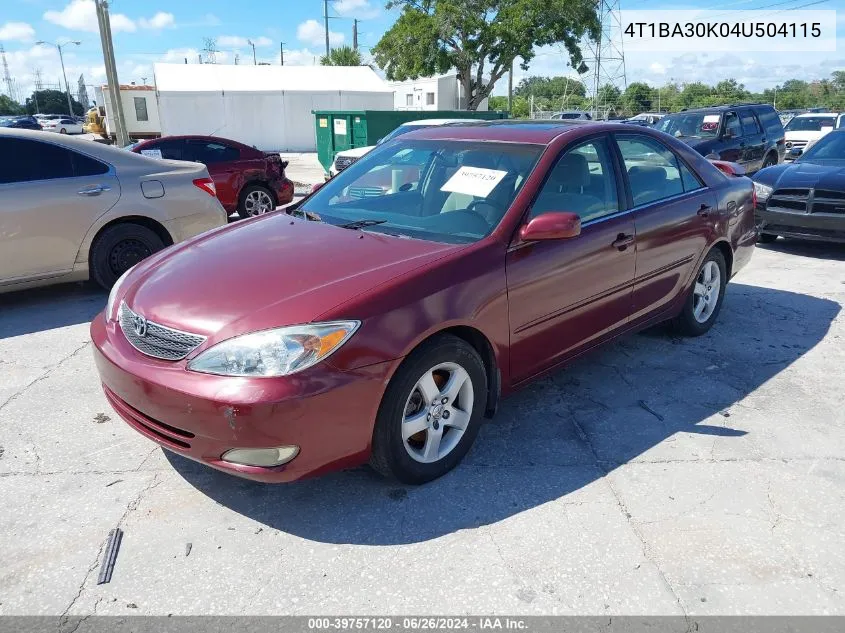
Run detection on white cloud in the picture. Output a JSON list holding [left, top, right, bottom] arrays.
[[0, 21, 36, 42], [649, 62, 666, 75], [297, 19, 344, 47], [139, 12, 175, 30], [44, 0, 136, 33], [333, 0, 380, 19], [217, 35, 273, 49], [281, 48, 320, 66]]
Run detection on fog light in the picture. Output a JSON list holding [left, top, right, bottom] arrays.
[[221, 446, 299, 467]]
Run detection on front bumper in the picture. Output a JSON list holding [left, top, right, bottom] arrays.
[[90, 313, 392, 482], [756, 204, 845, 243]]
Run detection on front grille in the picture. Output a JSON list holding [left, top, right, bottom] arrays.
[[334, 155, 359, 172], [812, 190, 845, 215], [768, 188, 810, 213], [785, 140, 808, 149], [119, 302, 206, 361]]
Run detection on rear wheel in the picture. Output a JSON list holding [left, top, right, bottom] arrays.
[[91, 223, 166, 289], [237, 184, 276, 219], [60, 128, 67, 134], [761, 152, 777, 169], [673, 249, 727, 336], [370, 335, 487, 484]]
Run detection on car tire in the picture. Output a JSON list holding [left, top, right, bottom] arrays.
[[91, 223, 166, 290], [761, 153, 777, 168], [237, 184, 276, 219], [369, 334, 488, 485], [757, 232, 778, 244], [60, 128, 67, 134], [672, 248, 728, 337]]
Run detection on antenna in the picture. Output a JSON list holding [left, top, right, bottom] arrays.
[[587, 0, 627, 119], [0, 44, 14, 99]]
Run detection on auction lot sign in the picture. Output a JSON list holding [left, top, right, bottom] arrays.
[[621, 10, 836, 52]]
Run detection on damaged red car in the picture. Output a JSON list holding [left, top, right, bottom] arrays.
[[92, 121, 756, 485]]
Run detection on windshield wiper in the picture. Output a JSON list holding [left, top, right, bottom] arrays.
[[338, 219, 388, 230]]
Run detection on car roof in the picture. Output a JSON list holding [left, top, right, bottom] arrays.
[[135, 134, 254, 150], [402, 118, 482, 126], [0, 127, 164, 164], [397, 119, 624, 145]]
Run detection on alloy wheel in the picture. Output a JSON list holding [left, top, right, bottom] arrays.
[[244, 190, 274, 216], [692, 260, 721, 323], [402, 362, 474, 464]]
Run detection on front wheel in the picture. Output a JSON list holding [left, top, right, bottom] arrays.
[[761, 153, 777, 169], [60, 128, 67, 134], [673, 249, 727, 336], [237, 184, 276, 219], [370, 335, 488, 484]]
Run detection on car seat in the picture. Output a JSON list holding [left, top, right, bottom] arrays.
[[533, 152, 604, 218]]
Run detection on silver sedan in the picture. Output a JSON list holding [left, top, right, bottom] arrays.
[[0, 128, 228, 292]]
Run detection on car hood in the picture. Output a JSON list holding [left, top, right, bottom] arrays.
[[337, 146, 375, 159], [755, 161, 845, 190], [121, 214, 462, 341]]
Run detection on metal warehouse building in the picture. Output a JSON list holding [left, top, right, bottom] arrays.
[[153, 63, 394, 152]]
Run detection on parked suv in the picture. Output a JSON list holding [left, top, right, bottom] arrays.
[[131, 135, 293, 219], [653, 104, 785, 174]]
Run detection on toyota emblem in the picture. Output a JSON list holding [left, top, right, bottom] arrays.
[[132, 314, 148, 337]]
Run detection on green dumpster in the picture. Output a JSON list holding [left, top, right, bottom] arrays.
[[313, 110, 510, 174]]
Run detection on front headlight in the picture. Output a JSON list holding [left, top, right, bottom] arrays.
[[106, 265, 136, 322], [187, 321, 360, 377], [753, 181, 773, 203]]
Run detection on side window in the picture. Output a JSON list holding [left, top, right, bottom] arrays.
[[724, 113, 741, 137], [531, 138, 619, 223], [741, 112, 761, 136], [187, 141, 239, 164], [756, 108, 783, 136], [144, 140, 183, 160], [616, 135, 685, 206], [0, 138, 74, 183], [72, 151, 109, 177], [679, 161, 703, 192]]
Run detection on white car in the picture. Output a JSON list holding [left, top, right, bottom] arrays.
[[41, 117, 84, 135], [328, 118, 481, 178], [783, 112, 844, 160]]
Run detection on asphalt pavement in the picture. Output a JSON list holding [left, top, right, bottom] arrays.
[[1, 240, 844, 618]]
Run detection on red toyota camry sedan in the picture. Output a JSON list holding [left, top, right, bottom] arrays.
[[91, 121, 756, 485]]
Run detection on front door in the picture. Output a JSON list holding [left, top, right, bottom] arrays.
[[613, 133, 717, 322], [0, 137, 119, 283], [506, 136, 636, 384]]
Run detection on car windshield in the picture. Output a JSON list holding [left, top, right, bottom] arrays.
[[299, 140, 542, 244], [654, 112, 721, 138], [784, 116, 837, 132], [797, 131, 845, 162]]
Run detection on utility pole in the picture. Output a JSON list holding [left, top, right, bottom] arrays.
[[0, 44, 14, 100], [248, 39, 257, 65], [94, 0, 129, 146], [36, 40, 80, 115], [324, 0, 330, 58], [280, 42, 285, 65], [353, 19, 358, 51], [507, 60, 513, 111]]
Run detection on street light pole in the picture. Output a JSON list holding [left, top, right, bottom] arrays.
[[248, 39, 257, 65], [37, 40, 80, 115]]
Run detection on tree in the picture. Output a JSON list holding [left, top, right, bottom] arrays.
[[713, 79, 748, 103], [24, 89, 84, 116], [623, 82, 653, 115], [372, 0, 600, 110], [320, 46, 363, 66], [514, 75, 586, 100], [0, 95, 24, 116]]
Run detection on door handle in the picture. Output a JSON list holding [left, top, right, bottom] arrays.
[[78, 185, 111, 196], [612, 233, 635, 250], [697, 204, 712, 217]]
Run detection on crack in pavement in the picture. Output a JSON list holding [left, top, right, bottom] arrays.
[[0, 341, 91, 415], [57, 473, 162, 626]]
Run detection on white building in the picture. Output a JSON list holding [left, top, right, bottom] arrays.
[[97, 84, 161, 139], [389, 73, 488, 111], [153, 63, 394, 151]]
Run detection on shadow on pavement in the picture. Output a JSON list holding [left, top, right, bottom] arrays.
[[163, 281, 837, 544], [759, 238, 845, 261], [0, 282, 106, 339]]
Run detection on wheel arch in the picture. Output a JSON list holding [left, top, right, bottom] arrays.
[[711, 239, 733, 279], [87, 215, 174, 274]]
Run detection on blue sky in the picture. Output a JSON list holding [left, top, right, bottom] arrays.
[[1, 0, 844, 102]]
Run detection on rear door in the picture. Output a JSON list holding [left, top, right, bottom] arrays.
[[613, 133, 717, 323], [739, 108, 765, 172], [184, 140, 242, 210], [0, 137, 119, 282]]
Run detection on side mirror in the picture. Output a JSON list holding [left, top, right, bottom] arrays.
[[519, 212, 581, 242]]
